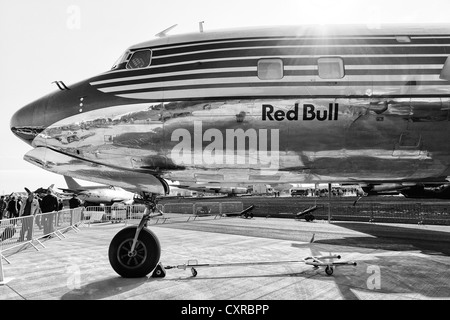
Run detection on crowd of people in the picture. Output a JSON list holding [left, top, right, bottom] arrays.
[[0, 189, 82, 221], [0, 189, 83, 242]]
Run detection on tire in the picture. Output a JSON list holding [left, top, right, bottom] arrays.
[[108, 226, 161, 278], [325, 266, 334, 276]]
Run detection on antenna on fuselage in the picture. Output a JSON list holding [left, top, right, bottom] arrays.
[[155, 24, 178, 37], [199, 21, 204, 33], [52, 81, 71, 91]]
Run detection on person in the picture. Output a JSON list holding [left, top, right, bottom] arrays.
[[40, 189, 59, 236], [55, 197, 64, 226], [0, 196, 7, 220], [18, 191, 41, 241], [68, 194, 83, 225], [69, 194, 81, 209], [7, 195, 20, 224], [58, 198, 64, 211]]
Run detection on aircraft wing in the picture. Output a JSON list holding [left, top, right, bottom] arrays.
[[174, 184, 213, 192], [111, 198, 129, 203], [24, 147, 167, 194], [58, 187, 86, 193], [179, 184, 221, 191], [171, 181, 249, 194]]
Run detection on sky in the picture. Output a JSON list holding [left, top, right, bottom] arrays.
[[1, 0, 450, 195]]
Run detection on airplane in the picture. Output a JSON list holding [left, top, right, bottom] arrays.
[[360, 182, 450, 199], [400, 183, 450, 199], [10, 23, 450, 278], [59, 176, 135, 206], [171, 181, 250, 196], [33, 184, 56, 197]]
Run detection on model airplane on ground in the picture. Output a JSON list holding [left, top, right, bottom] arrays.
[[59, 176, 135, 206], [10, 23, 450, 277]]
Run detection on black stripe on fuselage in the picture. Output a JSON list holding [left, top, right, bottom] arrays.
[[151, 46, 449, 66], [134, 35, 450, 53], [93, 71, 257, 88], [92, 68, 442, 90], [109, 80, 449, 95], [92, 56, 447, 84], [119, 94, 450, 103], [148, 38, 450, 57]]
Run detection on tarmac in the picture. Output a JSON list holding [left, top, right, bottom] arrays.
[[1, 214, 450, 300]]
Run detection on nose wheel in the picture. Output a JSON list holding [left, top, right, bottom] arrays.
[[109, 226, 161, 278], [109, 192, 162, 278]]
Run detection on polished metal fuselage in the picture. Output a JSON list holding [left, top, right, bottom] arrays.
[[10, 25, 450, 194]]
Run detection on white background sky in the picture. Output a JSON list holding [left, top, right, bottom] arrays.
[[1, 0, 449, 194]]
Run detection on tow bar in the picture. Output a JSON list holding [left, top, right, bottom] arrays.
[[161, 254, 356, 277], [151, 233, 357, 278]]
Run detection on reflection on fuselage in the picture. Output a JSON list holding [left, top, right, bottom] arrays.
[[10, 25, 450, 193], [28, 98, 450, 186]]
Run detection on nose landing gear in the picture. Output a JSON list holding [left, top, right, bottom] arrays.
[[108, 193, 162, 278]]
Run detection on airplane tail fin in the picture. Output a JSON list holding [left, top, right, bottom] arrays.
[[64, 176, 82, 190]]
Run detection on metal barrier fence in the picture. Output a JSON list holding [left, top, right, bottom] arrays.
[[82, 206, 110, 224], [0, 208, 83, 283], [83, 202, 245, 225], [0, 208, 83, 255], [126, 204, 164, 223], [84, 201, 450, 226], [220, 202, 244, 215], [306, 202, 450, 225], [163, 203, 195, 214], [84, 204, 164, 225]]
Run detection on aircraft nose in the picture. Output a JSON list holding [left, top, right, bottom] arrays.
[[10, 96, 48, 145]]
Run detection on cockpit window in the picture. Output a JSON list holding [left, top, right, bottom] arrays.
[[126, 50, 152, 69]]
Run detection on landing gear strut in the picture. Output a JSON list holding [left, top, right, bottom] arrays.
[[108, 193, 162, 278]]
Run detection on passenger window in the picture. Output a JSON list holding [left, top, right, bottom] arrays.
[[258, 59, 284, 80], [318, 57, 345, 79], [126, 50, 152, 69]]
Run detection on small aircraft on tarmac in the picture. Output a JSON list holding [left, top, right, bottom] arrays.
[[59, 176, 135, 206], [171, 181, 250, 196], [10, 23, 450, 277], [360, 182, 450, 199]]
